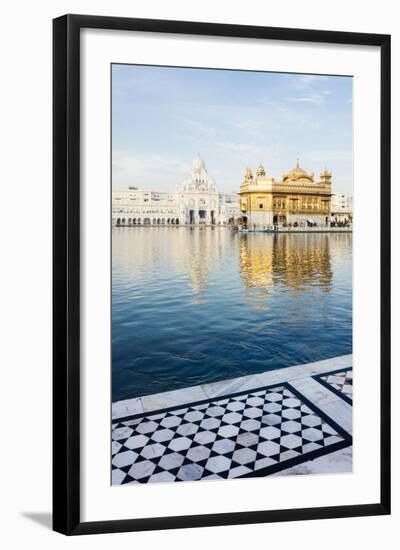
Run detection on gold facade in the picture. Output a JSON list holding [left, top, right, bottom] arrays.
[[239, 161, 332, 227]]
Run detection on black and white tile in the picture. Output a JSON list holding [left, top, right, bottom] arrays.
[[313, 368, 353, 404], [112, 382, 352, 485]]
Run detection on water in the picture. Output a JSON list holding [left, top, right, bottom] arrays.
[[112, 228, 352, 402]]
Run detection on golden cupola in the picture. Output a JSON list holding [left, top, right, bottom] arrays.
[[320, 167, 332, 183], [244, 166, 253, 182], [256, 163, 266, 177]]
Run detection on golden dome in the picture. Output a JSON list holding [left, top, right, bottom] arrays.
[[282, 160, 314, 182]]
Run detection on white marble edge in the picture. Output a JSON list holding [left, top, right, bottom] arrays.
[[271, 446, 353, 477], [289, 377, 353, 435], [112, 354, 352, 419]]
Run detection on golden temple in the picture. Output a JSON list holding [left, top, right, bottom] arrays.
[[239, 161, 332, 228]]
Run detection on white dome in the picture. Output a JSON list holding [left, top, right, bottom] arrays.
[[192, 155, 206, 173], [176, 156, 218, 193]]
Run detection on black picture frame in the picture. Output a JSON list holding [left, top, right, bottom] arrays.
[[53, 14, 391, 535]]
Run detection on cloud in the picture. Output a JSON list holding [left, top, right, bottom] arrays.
[[306, 149, 353, 163], [112, 67, 353, 193], [286, 89, 331, 106], [292, 74, 328, 89], [112, 152, 189, 189], [174, 115, 219, 140], [286, 75, 332, 105]]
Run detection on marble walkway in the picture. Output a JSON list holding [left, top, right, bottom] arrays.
[[112, 355, 353, 485]]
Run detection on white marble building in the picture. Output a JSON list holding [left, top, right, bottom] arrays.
[[331, 192, 353, 223], [112, 188, 183, 226], [112, 156, 240, 226]]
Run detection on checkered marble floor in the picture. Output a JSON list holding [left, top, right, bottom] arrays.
[[313, 368, 353, 405], [112, 382, 352, 485]]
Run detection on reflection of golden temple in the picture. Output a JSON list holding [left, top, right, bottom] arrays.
[[239, 235, 274, 290], [272, 234, 332, 289], [113, 228, 345, 305], [239, 233, 332, 296], [239, 160, 332, 228]]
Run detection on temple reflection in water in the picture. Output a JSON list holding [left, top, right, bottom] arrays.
[[112, 227, 352, 300], [239, 233, 334, 300], [112, 227, 352, 400]]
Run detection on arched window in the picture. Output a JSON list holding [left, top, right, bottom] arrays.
[[116, 218, 121, 226], [157, 218, 161, 224], [162, 218, 165, 224], [176, 219, 179, 225]]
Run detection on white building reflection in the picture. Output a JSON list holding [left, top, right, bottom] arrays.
[[112, 227, 236, 296]]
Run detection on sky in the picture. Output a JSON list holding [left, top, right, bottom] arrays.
[[112, 64, 352, 193]]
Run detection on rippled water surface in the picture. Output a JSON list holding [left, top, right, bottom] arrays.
[[112, 228, 352, 401]]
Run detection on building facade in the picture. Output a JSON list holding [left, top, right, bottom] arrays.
[[239, 161, 332, 228], [331, 192, 353, 224], [112, 188, 183, 226], [112, 156, 240, 226]]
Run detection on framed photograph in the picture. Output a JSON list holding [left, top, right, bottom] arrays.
[[53, 14, 391, 535]]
